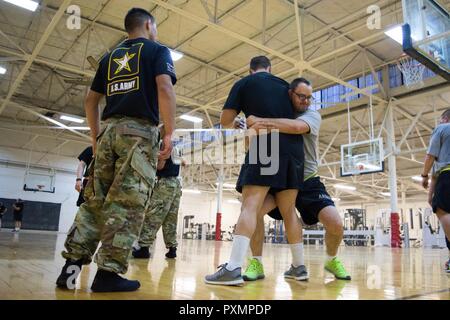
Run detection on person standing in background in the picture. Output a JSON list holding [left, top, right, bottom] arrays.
[[12, 199, 24, 232], [0, 202, 7, 230], [75, 146, 93, 207], [133, 155, 183, 259], [422, 109, 450, 273]]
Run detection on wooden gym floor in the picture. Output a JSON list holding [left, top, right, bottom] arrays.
[[0, 230, 448, 300]]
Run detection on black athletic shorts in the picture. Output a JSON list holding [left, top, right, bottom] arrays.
[[76, 178, 89, 207], [432, 171, 450, 214], [267, 177, 335, 225], [14, 212, 23, 222], [236, 134, 304, 193]]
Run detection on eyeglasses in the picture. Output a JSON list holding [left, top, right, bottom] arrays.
[[292, 92, 314, 101]]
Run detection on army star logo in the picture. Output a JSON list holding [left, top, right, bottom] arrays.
[[113, 52, 136, 74]]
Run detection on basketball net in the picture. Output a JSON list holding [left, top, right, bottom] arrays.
[[397, 55, 425, 89]]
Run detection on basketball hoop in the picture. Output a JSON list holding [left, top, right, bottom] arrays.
[[397, 55, 425, 89]]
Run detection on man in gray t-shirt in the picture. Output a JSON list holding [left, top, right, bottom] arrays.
[[244, 78, 350, 282], [421, 109, 450, 273], [297, 109, 321, 180]]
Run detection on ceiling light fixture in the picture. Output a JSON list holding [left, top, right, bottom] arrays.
[[60, 115, 84, 123], [385, 26, 403, 44], [183, 189, 202, 194], [216, 182, 236, 189], [180, 114, 203, 123], [4, 0, 39, 12], [170, 49, 183, 62], [334, 184, 356, 191]]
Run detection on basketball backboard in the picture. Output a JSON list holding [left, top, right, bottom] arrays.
[[341, 138, 384, 177], [402, 0, 450, 81], [23, 169, 55, 193]]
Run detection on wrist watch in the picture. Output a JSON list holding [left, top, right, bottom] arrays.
[[420, 174, 428, 178], [76, 178, 82, 182]]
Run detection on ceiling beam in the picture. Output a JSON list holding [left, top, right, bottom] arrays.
[[0, 0, 73, 115], [0, 98, 90, 140], [149, 0, 387, 104]]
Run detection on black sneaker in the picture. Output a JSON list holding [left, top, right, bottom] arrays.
[[56, 259, 83, 289], [91, 269, 141, 292], [165, 247, 177, 259], [132, 247, 150, 259]]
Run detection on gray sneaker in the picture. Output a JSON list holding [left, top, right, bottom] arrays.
[[204, 263, 244, 286], [284, 264, 309, 281]]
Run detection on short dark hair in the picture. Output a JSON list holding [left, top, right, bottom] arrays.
[[441, 109, 450, 119], [124, 8, 155, 33], [290, 77, 311, 90], [250, 56, 271, 71]]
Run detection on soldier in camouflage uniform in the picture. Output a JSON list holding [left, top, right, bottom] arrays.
[[56, 8, 177, 292], [133, 156, 182, 259]]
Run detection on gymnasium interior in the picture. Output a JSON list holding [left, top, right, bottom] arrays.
[[0, 0, 449, 300]]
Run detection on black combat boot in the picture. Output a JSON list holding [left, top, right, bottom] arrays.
[[56, 259, 83, 289], [165, 247, 177, 259], [91, 269, 140, 292], [132, 246, 150, 259]]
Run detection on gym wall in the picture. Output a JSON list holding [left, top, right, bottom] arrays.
[[0, 145, 85, 232]]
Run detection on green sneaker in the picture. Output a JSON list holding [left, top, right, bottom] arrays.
[[325, 257, 351, 280], [243, 258, 265, 281]]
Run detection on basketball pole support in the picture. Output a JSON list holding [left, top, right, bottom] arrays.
[[215, 163, 224, 241], [386, 104, 402, 248]]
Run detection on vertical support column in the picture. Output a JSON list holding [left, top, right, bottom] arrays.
[[401, 187, 409, 248], [262, 0, 266, 45], [215, 163, 224, 241], [381, 65, 390, 98], [294, 0, 304, 76], [386, 105, 401, 248]]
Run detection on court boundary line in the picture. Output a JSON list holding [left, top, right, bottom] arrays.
[[396, 287, 450, 300]]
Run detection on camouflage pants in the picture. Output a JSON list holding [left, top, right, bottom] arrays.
[[62, 116, 159, 274], [138, 176, 182, 248]]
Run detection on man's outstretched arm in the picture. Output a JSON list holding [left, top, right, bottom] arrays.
[[247, 115, 310, 135]]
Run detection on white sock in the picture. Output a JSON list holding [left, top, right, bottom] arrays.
[[226, 235, 250, 271], [290, 243, 304, 267], [326, 254, 337, 262], [253, 256, 263, 263]]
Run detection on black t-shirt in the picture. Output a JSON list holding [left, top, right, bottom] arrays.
[[90, 38, 177, 125], [157, 157, 180, 178], [223, 72, 303, 157], [14, 202, 24, 213], [223, 72, 295, 119], [78, 146, 93, 177]]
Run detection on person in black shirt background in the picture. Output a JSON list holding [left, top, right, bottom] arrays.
[[133, 154, 183, 259], [12, 199, 24, 232], [75, 146, 93, 207], [0, 202, 7, 230]]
